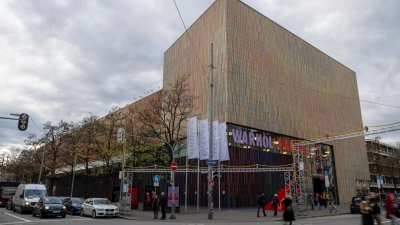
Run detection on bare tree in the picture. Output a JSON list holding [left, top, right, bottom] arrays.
[[128, 74, 195, 166]]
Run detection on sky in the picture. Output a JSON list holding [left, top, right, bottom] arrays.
[[1, 0, 399, 156]]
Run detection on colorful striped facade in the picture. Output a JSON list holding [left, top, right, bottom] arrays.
[[164, 0, 369, 204]]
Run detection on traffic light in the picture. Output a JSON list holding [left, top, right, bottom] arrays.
[[18, 113, 29, 131], [166, 172, 172, 184]]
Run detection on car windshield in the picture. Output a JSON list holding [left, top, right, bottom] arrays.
[[72, 198, 84, 204], [25, 190, 47, 198], [93, 199, 111, 205], [44, 197, 62, 204], [2, 189, 16, 195]]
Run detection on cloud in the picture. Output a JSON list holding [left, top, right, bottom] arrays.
[[0, 0, 399, 153]]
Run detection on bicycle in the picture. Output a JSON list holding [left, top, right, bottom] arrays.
[[328, 200, 337, 213]]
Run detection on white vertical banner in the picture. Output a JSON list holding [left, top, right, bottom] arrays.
[[199, 119, 209, 160], [219, 122, 230, 161], [212, 121, 220, 160], [187, 116, 199, 159]]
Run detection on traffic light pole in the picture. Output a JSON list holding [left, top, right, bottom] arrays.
[[208, 43, 214, 220]]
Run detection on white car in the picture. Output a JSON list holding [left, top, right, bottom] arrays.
[[80, 198, 119, 218]]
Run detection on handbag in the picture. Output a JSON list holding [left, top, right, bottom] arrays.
[[286, 204, 293, 212]]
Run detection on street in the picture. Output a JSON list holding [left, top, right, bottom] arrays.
[[1, 207, 399, 225]]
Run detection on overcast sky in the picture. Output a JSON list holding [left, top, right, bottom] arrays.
[[1, 0, 399, 155]]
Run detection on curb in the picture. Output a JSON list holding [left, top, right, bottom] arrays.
[[119, 211, 352, 222]]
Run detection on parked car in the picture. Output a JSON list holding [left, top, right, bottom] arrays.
[[57, 197, 68, 202], [32, 197, 66, 218], [0, 187, 17, 207], [80, 198, 119, 218], [62, 197, 85, 215], [6, 198, 14, 210], [350, 196, 362, 214]]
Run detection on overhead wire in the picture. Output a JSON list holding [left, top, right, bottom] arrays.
[[172, 0, 209, 83]]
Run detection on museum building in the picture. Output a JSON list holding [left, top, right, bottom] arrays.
[[163, 0, 369, 206]]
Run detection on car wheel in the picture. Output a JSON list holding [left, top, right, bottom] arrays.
[[39, 210, 44, 219], [70, 208, 74, 215], [12, 206, 16, 212], [32, 210, 36, 217], [61, 214, 66, 218], [80, 209, 84, 217], [92, 210, 96, 218], [20, 207, 24, 214]]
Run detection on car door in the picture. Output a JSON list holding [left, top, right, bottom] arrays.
[[35, 198, 43, 214], [83, 199, 91, 215]]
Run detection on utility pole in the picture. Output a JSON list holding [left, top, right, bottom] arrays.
[[70, 154, 77, 197], [208, 43, 214, 220], [38, 143, 46, 184]]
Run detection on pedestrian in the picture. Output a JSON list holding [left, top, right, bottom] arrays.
[[385, 193, 400, 225], [315, 193, 321, 210], [360, 195, 373, 225], [322, 191, 328, 208], [152, 194, 160, 219], [309, 193, 314, 210], [159, 192, 167, 220], [282, 194, 295, 225], [257, 192, 267, 217], [369, 192, 381, 225], [271, 193, 280, 216]]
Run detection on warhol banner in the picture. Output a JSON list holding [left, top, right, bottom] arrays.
[[187, 116, 199, 159], [199, 119, 209, 160], [219, 122, 230, 161], [212, 120, 220, 160]]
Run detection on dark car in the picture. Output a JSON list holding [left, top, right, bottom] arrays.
[[350, 196, 362, 214], [62, 197, 85, 215], [0, 187, 17, 207], [6, 198, 14, 210], [32, 197, 66, 218]]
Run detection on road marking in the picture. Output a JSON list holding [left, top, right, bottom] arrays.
[[3, 213, 31, 222]]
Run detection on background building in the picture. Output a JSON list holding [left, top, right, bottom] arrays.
[[366, 138, 400, 193], [164, 0, 368, 203]]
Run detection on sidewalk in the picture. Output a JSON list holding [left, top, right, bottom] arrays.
[[119, 204, 352, 223]]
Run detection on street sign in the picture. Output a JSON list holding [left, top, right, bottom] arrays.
[[117, 128, 125, 144], [208, 180, 214, 186], [171, 162, 178, 171], [153, 175, 160, 182], [154, 182, 159, 187], [206, 160, 217, 165]]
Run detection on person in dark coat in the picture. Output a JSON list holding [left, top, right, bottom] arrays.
[[309, 193, 314, 210], [159, 192, 167, 220], [257, 192, 267, 217], [271, 193, 280, 216], [360, 195, 373, 225], [282, 194, 295, 225], [152, 194, 160, 219]]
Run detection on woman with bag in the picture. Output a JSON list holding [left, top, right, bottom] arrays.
[[282, 194, 295, 225], [152, 194, 160, 219]]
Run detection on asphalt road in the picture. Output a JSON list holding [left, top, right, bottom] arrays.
[[1, 207, 399, 225]]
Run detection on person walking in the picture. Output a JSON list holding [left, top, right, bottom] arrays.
[[309, 193, 314, 210], [369, 192, 381, 225], [271, 193, 280, 216], [159, 192, 167, 220], [360, 195, 373, 225], [282, 194, 295, 225], [385, 193, 399, 225], [322, 191, 328, 208], [315, 193, 321, 210], [152, 194, 160, 219], [257, 192, 267, 217]]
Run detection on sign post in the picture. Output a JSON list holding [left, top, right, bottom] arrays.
[[170, 162, 178, 219], [153, 175, 160, 193]]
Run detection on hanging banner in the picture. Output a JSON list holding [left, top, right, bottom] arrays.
[[212, 120, 220, 160], [219, 122, 230, 161], [187, 116, 199, 159], [199, 119, 209, 160]]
